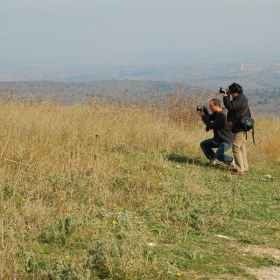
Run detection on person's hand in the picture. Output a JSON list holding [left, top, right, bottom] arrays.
[[222, 92, 228, 97], [197, 111, 204, 116]]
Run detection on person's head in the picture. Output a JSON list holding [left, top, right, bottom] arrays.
[[228, 83, 243, 98], [209, 98, 222, 113]]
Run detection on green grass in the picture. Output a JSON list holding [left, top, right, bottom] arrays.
[[0, 99, 279, 279], [2, 147, 279, 279]]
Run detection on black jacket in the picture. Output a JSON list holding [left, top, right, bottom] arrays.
[[201, 109, 233, 144], [223, 93, 251, 133]]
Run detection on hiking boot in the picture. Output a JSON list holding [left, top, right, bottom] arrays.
[[228, 159, 236, 169], [210, 158, 222, 166], [231, 171, 245, 175]]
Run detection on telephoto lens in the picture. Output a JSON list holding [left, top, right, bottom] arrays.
[[219, 87, 228, 94]]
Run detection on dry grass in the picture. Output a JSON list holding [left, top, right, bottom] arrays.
[[0, 92, 279, 279], [1, 93, 278, 174]]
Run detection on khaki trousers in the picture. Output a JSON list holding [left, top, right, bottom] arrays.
[[233, 131, 248, 172]]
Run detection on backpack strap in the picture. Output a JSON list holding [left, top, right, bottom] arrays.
[[242, 108, 255, 144], [252, 127, 255, 145], [248, 108, 255, 144], [240, 107, 248, 117]]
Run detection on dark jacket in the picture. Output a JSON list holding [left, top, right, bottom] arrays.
[[223, 93, 251, 133], [201, 109, 232, 144]]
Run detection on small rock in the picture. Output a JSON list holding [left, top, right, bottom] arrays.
[[214, 234, 231, 240]]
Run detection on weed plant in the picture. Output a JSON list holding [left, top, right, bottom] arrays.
[[0, 91, 279, 279]]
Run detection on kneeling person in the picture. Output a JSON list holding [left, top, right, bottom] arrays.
[[197, 98, 235, 167]]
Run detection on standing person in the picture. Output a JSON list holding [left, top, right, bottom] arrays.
[[222, 82, 251, 175], [198, 98, 235, 168]]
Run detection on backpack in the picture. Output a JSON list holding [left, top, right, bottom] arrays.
[[239, 109, 255, 144]]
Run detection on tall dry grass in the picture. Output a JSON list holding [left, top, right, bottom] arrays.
[[0, 92, 279, 278], [0, 92, 278, 176]]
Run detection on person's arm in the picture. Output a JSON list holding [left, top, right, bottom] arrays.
[[223, 94, 231, 110], [223, 94, 244, 111], [201, 115, 211, 127], [202, 113, 225, 130]]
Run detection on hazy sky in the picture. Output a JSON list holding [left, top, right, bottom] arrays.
[[1, 0, 280, 59]]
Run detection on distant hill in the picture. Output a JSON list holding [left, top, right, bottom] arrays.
[[0, 80, 184, 104], [1, 60, 280, 89], [1, 80, 280, 116]]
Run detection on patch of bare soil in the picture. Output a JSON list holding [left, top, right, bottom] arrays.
[[213, 235, 280, 279], [247, 267, 280, 280], [243, 245, 280, 260], [243, 245, 280, 280]]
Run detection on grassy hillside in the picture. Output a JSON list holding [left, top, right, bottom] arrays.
[[0, 93, 279, 279]]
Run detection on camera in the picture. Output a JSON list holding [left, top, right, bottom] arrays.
[[196, 106, 209, 116], [219, 87, 228, 94]]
